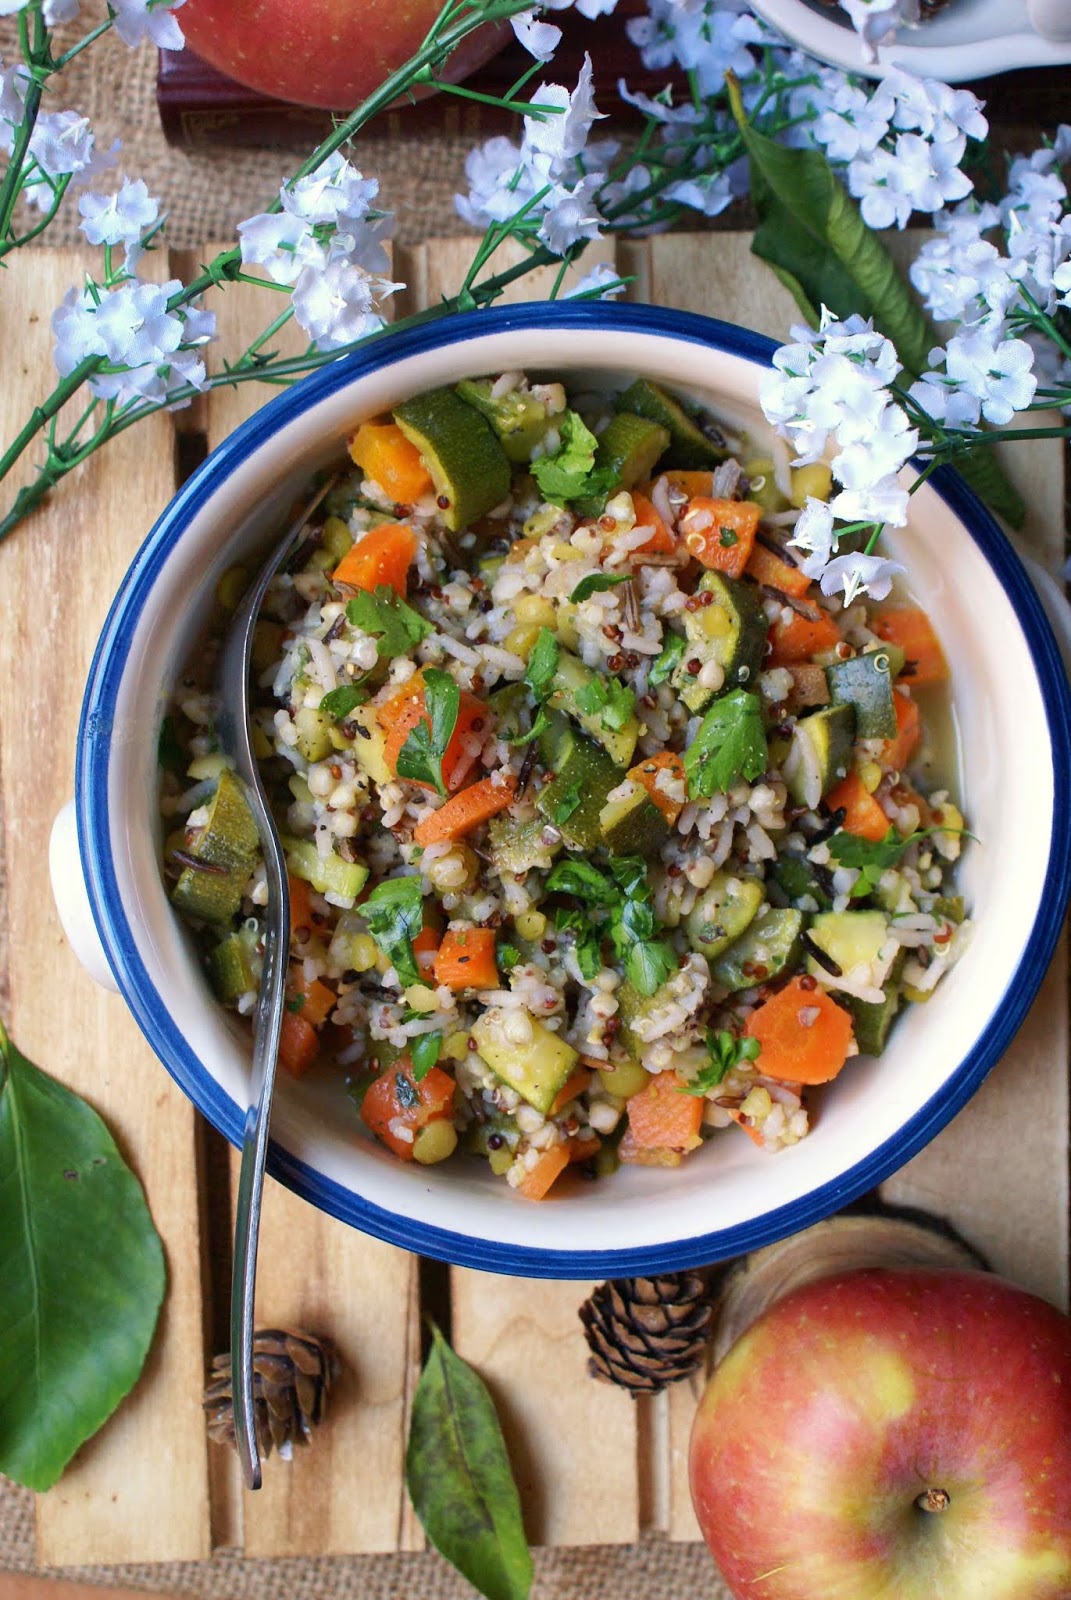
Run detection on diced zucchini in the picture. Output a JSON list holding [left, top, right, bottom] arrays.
[[671, 571, 767, 713], [743, 457, 790, 514], [322, 515, 355, 565], [536, 722, 623, 852], [594, 411, 671, 491], [932, 894, 965, 924], [615, 379, 727, 470], [711, 907, 804, 992], [685, 871, 765, 958], [599, 780, 670, 857], [171, 862, 252, 926], [352, 705, 392, 785], [190, 768, 260, 870], [548, 648, 639, 767], [487, 680, 530, 742], [392, 386, 511, 530], [456, 377, 550, 463], [282, 835, 369, 901], [843, 951, 906, 1055], [783, 704, 856, 809], [807, 909, 889, 980], [471, 1007, 578, 1114], [488, 812, 562, 875], [615, 978, 683, 1060], [465, 1109, 522, 1157], [294, 703, 334, 763], [769, 852, 831, 910], [826, 649, 897, 740], [208, 928, 259, 1002], [597, 1058, 650, 1099]]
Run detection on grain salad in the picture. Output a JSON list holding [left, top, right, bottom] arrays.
[[160, 369, 971, 1199]]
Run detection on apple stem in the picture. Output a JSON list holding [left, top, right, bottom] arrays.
[[916, 1488, 951, 1514]]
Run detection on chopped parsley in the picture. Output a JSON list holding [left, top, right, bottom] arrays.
[[396, 667, 460, 797], [361, 874, 425, 988], [410, 1031, 443, 1081], [684, 689, 767, 799], [319, 683, 367, 721], [530, 410, 618, 509], [345, 585, 432, 659], [828, 824, 972, 900], [649, 632, 686, 688], [576, 673, 636, 733], [719, 527, 739, 548], [546, 856, 675, 996], [497, 942, 522, 973], [555, 907, 604, 982], [510, 628, 558, 747], [570, 572, 631, 604], [551, 779, 584, 825], [678, 1030, 761, 1096]]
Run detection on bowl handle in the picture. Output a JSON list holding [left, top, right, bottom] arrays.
[[49, 800, 119, 993], [1018, 550, 1071, 679]]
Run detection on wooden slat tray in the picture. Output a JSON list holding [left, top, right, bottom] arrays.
[[0, 233, 1065, 1571]]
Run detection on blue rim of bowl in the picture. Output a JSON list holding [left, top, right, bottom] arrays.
[[77, 301, 1071, 1278]]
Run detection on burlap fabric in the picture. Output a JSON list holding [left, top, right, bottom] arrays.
[[0, 11, 735, 1594]]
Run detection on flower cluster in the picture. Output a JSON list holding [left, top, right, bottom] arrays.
[[0, 58, 117, 209], [760, 312, 915, 603], [238, 152, 400, 349], [0, 0, 185, 48], [53, 273, 214, 406]]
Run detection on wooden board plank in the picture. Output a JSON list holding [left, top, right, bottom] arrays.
[[0, 250, 211, 1564], [189, 251, 423, 1556], [637, 230, 1070, 1542], [408, 233, 642, 1549]]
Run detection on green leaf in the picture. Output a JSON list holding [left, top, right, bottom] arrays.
[[624, 938, 676, 997], [410, 1032, 443, 1081], [345, 585, 433, 658], [362, 874, 425, 988], [649, 632, 686, 688], [497, 942, 522, 974], [319, 683, 367, 722], [545, 859, 619, 906], [531, 411, 617, 509], [406, 1322, 533, 1600], [396, 667, 460, 797], [0, 1022, 166, 1490], [569, 572, 631, 604], [554, 907, 604, 981], [523, 629, 559, 705], [728, 78, 1025, 529], [828, 823, 972, 899], [575, 674, 636, 732], [679, 1030, 761, 1096], [684, 689, 767, 800], [551, 779, 583, 825]]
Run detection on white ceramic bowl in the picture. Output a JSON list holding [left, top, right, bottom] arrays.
[[59, 303, 1071, 1278]]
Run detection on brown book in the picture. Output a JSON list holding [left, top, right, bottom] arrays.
[[157, 5, 684, 148]]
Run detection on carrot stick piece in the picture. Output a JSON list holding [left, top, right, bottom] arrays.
[[518, 1143, 571, 1200], [626, 1070, 704, 1151], [413, 773, 517, 845], [278, 1010, 319, 1078], [871, 606, 948, 685], [824, 771, 890, 843], [628, 750, 687, 825], [767, 609, 842, 666], [433, 926, 500, 991], [349, 421, 432, 505], [332, 523, 417, 596], [680, 497, 761, 578]]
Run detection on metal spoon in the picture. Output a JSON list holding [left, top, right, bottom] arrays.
[[215, 472, 338, 1491]]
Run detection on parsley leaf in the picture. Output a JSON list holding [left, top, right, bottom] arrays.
[[719, 527, 739, 548], [524, 628, 560, 703], [508, 706, 550, 748], [361, 874, 425, 988], [555, 907, 605, 981], [828, 824, 973, 900], [531, 411, 618, 508], [679, 1030, 761, 1096], [575, 674, 636, 732], [552, 780, 583, 825], [396, 667, 460, 797], [547, 857, 673, 995], [545, 859, 620, 906], [684, 689, 767, 800], [570, 572, 631, 605], [648, 633, 686, 688], [497, 942, 521, 973], [286, 995, 306, 1014], [410, 1031, 443, 1081], [345, 585, 432, 659], [319, 683, 367, 721]]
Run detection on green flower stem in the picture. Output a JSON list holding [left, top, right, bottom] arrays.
[[0, 173, 71, 258], [0, 12, 47, 250], [422, 77, 560, 117], [51, 16, 116, 72]]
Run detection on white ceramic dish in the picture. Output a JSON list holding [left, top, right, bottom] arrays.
[[750, 0, 1071, 80], [53, 303, 1071, 1278]]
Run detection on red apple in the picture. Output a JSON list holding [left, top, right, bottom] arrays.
[[690, 1269, 1071, 1600], [178, 0, 508, 110]]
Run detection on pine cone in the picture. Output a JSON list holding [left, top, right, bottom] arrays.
[[580, 1272, 714, 1396], [203, 1328, 341, 1461]]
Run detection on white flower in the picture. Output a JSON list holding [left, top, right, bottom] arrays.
[[79, 176, 159, 255], [811, 79, 890, 163], [786, 497, 835, 578], [830, 468, 910, 527], [878, 69, 986, 143], [524, 54, 603, 169], [0, 59, 28, 154], [617, 80, 701, 125], [833, 405, 917, 486], [110, 0, 185, 50], [52, 275, 214, 406], [539, 174, 605, 254], [1001, 166, 1067, 233], [628, 0, 756, 97], [838, 0, 918, 58], [238, 210, 318, 285], [819, 553, 906, 605], [849, 129, 971, 229], [908, 370, 982, 429], [511, 10, 562, 60], [282, 152, 378, 230], [663, 170, 732, 217], [565, 262, 625, 298], [290, 258, 399, 351], [943, 330, 1037, 425], [909, 234, 1015, 325], [543, 0, 617, 15], [455, 136, 535, 229]]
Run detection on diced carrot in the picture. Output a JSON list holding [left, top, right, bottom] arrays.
[[332, 523, 417, 597], [651, 470, 715, 501], [287, 873, 314, 940], [413, 773, 517, 846], [745, 540, 812, 599], [618, 1127, 683, 1167], [278, 1009, 319, 1078], [433, 926, 500, 991], [379, 672, 488, 794], [628, 750, 687, 825], [630, 490, 676, 556], [824, 771, 890, 843], [871, 606, 949, 686], [348, 420, 433, 506], [550, 1067, 592, 1116], [745, 977, 855, 1085], [766, 608, 843, 666], [518, 1143, 572, 1200], [881, 690, 921, 773], [729, 1108, 766, 1148], [627, 1070, 704, 1152], [568, 1133, 602, 1163], [680, 496, 761, 579], [286, 968, 336, 1029], [360, 1061, 455, 1161], [413, 916, 442, 974]]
